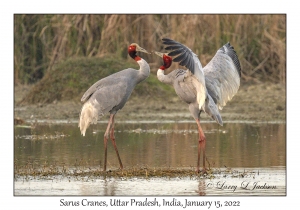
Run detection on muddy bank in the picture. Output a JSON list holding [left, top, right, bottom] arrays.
[[14, 82, 286, 124]]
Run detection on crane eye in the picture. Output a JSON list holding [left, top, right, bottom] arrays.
[[128, 45, 136, 52]]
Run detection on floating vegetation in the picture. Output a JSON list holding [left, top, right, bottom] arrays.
[[15, 132, 70, 140], [14, 159, 259, 182], [126, 128, 199, 135], [90, 128, 229, 136], [122, 128, 227, 135]]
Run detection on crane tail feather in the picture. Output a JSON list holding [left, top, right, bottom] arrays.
[[78, 101, 100, 136], [204, 94, 223, 126]]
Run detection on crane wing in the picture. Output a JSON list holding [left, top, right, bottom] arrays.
[[162, 38, 204, 79], [90, 80, 127, 114], [162, 38, 206, 108], [203, 42, 241, 110], [81, 79, 104, 103], [81, 72, 135, 113], [81, 69, 135, 103], [79, 76, 130, 136]]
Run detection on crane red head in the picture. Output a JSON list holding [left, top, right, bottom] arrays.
[[154, 51, 172, 70], [128, 43, 150, 61]]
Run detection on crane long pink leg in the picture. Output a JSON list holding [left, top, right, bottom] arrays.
[[109, 114, 123, 170], [196, 119, 206, 173], [103, 115, 113, 171]]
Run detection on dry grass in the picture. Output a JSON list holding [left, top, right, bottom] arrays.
[[14, 14, 286, 85]]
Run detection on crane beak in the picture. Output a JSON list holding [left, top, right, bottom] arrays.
[[136, 45, 151, 54], [154, 51, 164, 58]]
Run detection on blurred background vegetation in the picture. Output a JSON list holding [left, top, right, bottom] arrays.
[[14, 14, 286, 103]]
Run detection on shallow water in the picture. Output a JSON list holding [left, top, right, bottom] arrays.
[[14, 121, 286, 195], [14, 167, 285, 196]]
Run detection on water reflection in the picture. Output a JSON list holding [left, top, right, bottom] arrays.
[[197, 180, 206, 196], [14, 122, 286, 169]]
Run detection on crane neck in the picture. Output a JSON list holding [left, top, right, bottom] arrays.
[[137, 59, 150, 83], [129, 50, 139, 60], [157, 69, 172, 85]]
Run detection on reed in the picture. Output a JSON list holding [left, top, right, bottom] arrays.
[[14, 14, 286, 85]]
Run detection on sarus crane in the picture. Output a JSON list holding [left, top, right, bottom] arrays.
[[154, 38, 241, 173], [79, 43, 150, 171]]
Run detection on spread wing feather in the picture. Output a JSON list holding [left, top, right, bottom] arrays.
[[204, 43, 241, 109], [162, 38, 197, 75], [162, 38, 206, 109]]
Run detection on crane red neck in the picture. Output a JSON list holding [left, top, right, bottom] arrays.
[[160, 54, 172, 70], [128, 45, 142, 61]]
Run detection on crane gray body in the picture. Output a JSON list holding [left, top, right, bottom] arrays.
[[79, 59, 150, 136], [78, 43, 150, 171]]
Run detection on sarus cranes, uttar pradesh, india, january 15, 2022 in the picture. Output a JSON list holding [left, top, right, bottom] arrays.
[[154, 38, 241, 173], [78, 43, 150, 171]]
